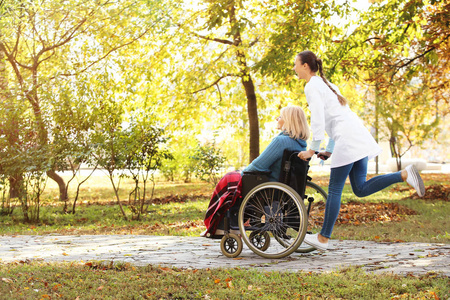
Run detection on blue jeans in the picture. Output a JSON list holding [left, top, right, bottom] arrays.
[[320, 157, 403, 238]]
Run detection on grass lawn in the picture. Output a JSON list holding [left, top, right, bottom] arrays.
[[0, 172, 448, 299], [0, 262, 448, 299]]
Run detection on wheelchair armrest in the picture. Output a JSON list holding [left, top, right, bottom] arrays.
[[243, 171, 271, 176], [241, 171, 271, 197]]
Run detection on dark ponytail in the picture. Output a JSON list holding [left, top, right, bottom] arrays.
[[297, 51, 347, 106]]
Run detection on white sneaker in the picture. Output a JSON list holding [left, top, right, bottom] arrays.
[[303, 233, 328, 251], [405, 164, 425, 197]]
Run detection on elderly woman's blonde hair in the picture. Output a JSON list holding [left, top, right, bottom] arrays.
[[280, 106, 310, 140]]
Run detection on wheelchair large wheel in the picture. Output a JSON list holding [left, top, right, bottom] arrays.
[[273, 181, 327, 253], [238, 182, 308, 259]]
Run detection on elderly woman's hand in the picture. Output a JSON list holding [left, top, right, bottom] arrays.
[[298, 149, 315, 161]]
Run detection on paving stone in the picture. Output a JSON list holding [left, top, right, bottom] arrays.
[[0, 235, 448, 276]]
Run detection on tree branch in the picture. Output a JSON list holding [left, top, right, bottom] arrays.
[[248, 37, 259, 47], [0, 42, 27, 95], [389, 34, 450, 81], [330, 35, 381, 76], [58, 27, 153, 77], [192, 74, 237, 94], [29, 8, 47, 49], [215, 83, 223, 102], [12, 23, 23, 59], [15, 60, 32, 70], [36, 50, 56, 68], [37, 17, 88, 57], [193, 32, 234, 45]]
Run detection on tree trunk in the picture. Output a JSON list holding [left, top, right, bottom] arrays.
[[109, 175, 128, 221], [374, 85, 380, 174], [47, 170, 68, 201], [389, 135, 402, 171], [8, 175, 23, 198], [242, 76, 260, 162], [30, 65, 68, 202], [229, 4, 260, 162], [29, 96, 68, 202]]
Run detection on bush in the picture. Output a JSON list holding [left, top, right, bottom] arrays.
[[159, 150, 197, 183], [191, 143, 226, 186]]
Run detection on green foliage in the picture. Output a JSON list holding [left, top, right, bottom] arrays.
[[0, 94, 52, 221], [0, 145, 52, 222], [0, 0, 448, 224], [0, 0, 173, 205], [121, 121, 173, 219], [255, 0, 353, 83], [159, 150, 197, 183], [88, 98, 173, 220], [380, 83, 440, 169], [333, 0, 449, 166], [123, 122, 172, 175], [0, 188, 209, 236], [0, 176, 13, 215], [255, 0, 448, 165], [191, 142, 227, 186]]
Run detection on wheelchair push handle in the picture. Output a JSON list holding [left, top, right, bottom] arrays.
[[315, 151, 329, 160]]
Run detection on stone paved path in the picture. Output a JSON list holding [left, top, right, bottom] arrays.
[[0, 235, 448, 276]]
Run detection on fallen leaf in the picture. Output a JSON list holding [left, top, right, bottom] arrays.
[[159, 267, 171, 272], [429, 291, 439, 300]]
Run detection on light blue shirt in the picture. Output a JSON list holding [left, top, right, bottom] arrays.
[[243, 132, 307, 181], [310, 138, 335, 153]]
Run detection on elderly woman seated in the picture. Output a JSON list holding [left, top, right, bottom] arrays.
[[202, 105, 310, 237]]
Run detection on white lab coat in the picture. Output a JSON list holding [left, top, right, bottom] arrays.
[[305, 76, 382, 168]]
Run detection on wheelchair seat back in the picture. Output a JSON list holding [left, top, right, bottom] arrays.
[[278, 149, 309, 198]]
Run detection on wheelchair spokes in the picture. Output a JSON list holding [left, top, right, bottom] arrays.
[[238, 183, 307, 259]]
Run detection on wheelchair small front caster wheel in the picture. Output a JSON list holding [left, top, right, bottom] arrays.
[[220, 233, 243, 258], [249, 231, 270, 251]]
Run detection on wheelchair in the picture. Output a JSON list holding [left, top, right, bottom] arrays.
[[209, 150, 328, 259]]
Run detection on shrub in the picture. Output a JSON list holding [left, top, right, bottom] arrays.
[[191, 142, 226, 186]]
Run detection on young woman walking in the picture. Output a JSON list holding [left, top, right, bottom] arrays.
[[294, 50, 425, 250]]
